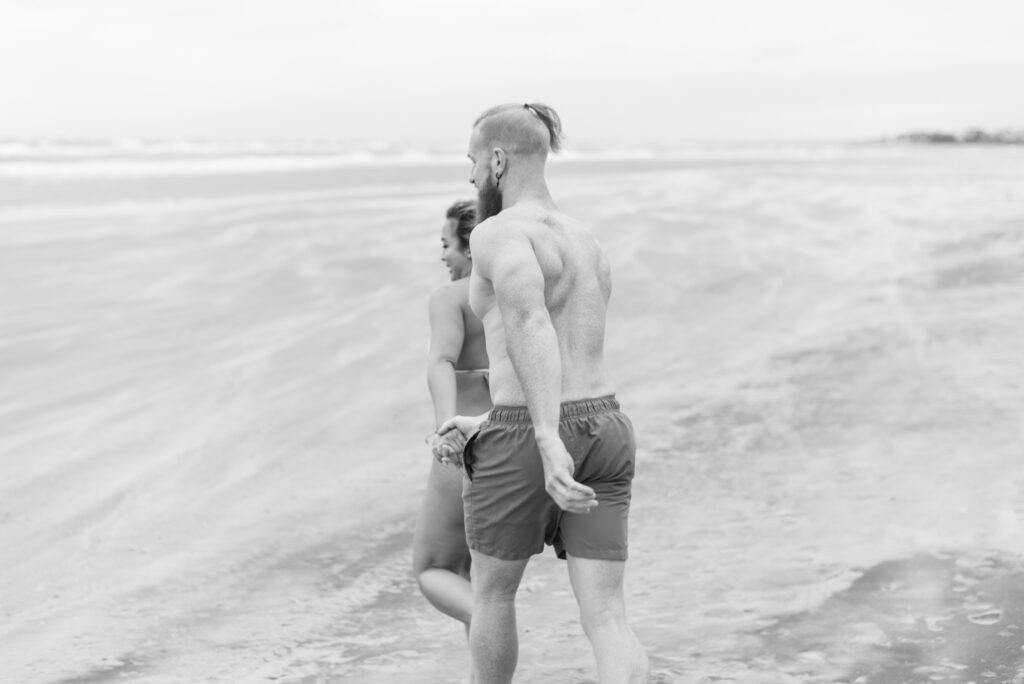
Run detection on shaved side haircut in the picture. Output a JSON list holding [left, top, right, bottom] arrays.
[[473, 102, 564, 157]]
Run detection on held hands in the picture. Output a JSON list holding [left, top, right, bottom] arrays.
[[433, 415, 599, 514], [425, 429, 466, 467], [429, 412, 490, 468], [536, 432, 598, 514], [437, 412, 489, 440]]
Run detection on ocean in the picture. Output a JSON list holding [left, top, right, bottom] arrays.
[[2, 140, 1023, 683]]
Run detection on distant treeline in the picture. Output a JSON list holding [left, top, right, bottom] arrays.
[[894, 129, 1024, 144]]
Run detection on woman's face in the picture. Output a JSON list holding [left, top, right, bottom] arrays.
[[440, 218, 472, 281]]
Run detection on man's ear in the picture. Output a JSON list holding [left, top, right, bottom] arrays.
[[491, 147, 507, 179]]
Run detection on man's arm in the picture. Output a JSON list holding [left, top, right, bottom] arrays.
[[473, 222, 597, 513], [476, 224, 561, 441]]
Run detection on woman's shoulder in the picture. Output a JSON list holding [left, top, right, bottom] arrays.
[[428, 279, 470, 308], [428, 280, 471, 320]]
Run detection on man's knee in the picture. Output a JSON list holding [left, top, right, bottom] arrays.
[[470, 552, 529, 602], [474, 573, 521, 603], [578, 597, 627, 637]]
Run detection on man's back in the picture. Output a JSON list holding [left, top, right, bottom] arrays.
[[469, 203, 615, 407]]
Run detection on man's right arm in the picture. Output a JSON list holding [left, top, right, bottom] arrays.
[[472, 220, 597, 513]]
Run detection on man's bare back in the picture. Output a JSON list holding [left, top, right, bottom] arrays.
[[468, 203, 615, 407]]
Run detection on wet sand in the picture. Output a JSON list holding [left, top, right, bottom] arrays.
[[1, 147, 1023, 682]]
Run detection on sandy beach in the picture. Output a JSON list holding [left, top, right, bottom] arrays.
[[2, 144, 1024, 683]]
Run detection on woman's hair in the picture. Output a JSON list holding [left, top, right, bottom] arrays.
[[445, 200, 478, 250]]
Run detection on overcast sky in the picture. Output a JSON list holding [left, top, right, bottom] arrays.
[[2, 0, 1022, 145]]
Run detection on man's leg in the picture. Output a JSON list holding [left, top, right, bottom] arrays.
[[567, 555, 649, 683], [469, 549, 530, 684]]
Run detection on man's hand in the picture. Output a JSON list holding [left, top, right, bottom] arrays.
[[536, 433, 598, 514], [437, 412, 489, 441]]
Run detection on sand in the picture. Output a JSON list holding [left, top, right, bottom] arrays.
[[1, 146, 1023, 683]]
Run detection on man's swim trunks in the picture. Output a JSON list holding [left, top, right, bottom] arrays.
[[462, 395, 635, 561]]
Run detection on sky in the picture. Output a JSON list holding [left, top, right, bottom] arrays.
[[1, 0, 1022, 146]]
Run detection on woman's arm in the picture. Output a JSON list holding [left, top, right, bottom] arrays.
[[426, 286, 466, 429]]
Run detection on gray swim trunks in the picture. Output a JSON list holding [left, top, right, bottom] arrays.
[[462, 396, 635, 561]]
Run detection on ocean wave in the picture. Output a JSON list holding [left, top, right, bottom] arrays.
[[0, 138, 917, 180], [0, 152, 469, 179]]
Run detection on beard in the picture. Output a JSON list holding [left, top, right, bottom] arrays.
[[476, 173, 504, 222]]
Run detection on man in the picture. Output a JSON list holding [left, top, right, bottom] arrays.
[[439, 103, 649, 683]]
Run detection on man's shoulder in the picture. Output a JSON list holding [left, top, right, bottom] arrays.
[[480, 205, 565, 237], [470, 213, 531, 251], [474, 210, 531, 232]]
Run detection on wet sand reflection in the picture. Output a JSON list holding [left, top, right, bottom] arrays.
[[757, 553, 1024, 683]]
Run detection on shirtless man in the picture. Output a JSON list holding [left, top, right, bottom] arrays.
[[439, 103, 649, 683]]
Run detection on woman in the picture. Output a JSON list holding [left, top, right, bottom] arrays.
[[413, 200, 490, 628]]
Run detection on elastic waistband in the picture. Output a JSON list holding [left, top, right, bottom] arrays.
[[488, 395, 619, 425]]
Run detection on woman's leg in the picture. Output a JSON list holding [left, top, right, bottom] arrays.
[[412, 458, 473, 626]]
